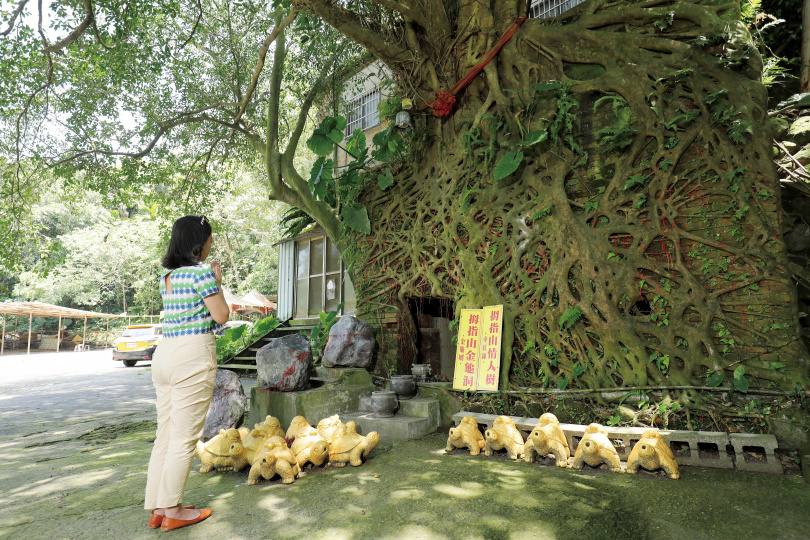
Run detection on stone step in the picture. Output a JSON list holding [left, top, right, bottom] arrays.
[[219, 363, 257, 371], [341, 412, 435, 442], [358, 395, 440, 423], [453, 412, 781, 474], [345, 396, 441, 442]]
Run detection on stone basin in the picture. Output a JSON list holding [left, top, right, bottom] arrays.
[[247, 367, 376, 429]]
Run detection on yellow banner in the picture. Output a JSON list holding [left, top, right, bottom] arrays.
[[476, 305, 503, 391], [453, 309, 483, 390]]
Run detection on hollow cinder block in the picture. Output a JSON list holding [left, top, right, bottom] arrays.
[[729, 433, 782, 474]]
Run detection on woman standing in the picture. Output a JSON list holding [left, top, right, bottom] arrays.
[[144, 215, 230, 531]]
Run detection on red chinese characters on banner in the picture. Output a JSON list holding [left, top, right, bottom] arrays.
[[452, 306, 503, 391], [453, 309, 482, 390], [476, 305, 503, 391]]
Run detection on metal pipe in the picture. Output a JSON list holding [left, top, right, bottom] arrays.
[[26, 314, 32, 355]]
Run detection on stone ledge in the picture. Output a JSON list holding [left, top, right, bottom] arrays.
[[342, 412, 435, 441], [452, 411, 781, 474]]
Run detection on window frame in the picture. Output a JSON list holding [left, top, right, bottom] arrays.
[[527, 0, 585, 19], [293, 233, 356, 319], [345, 88, 381, 135]]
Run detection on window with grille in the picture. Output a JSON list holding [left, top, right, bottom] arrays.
[[528, 0, 584, 19], [345, 89, 381, 135]]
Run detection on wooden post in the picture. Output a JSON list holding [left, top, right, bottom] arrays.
[[56, 316, 62, 352], [1, 315, 5, 355], [82, 317, 88, 348], [26, 313, 32, 355]]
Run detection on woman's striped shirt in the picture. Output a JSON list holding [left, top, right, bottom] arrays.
[[160, 264, 223, 338]]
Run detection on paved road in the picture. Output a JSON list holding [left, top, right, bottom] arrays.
[[0, 349, 158, 442]]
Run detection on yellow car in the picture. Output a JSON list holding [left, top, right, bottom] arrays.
[[112, 324, 162, 367]]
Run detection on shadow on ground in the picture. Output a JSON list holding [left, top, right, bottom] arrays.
[[1, 423, 808, 540]]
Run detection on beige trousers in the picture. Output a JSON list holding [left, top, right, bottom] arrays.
[[144, 333, 217, 509]]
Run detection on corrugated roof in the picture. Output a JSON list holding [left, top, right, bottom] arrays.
[[0, 301, 122, 319]]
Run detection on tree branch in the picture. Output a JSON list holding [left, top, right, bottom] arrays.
[[285, 48, 342, 159], [43, 0, 94, 54], [301, 0, 412, 65], [231, 8, 299, 135], [0, 0, 29, 37], [372, 0, 426, 27], [179, 0, 204, 50]]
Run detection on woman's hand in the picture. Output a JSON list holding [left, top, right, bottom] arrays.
[[210, 261, 222, 286]]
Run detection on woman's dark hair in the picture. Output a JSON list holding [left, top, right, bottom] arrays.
[[162, 215, 212, 269]]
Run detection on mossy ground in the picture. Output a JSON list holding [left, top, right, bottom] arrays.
[[1, 421, 808, 540]]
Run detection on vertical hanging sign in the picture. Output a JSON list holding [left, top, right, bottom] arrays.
[[453, 309, 483, 391], [476, 305, 503, 391]]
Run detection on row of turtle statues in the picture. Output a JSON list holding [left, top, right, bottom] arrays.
[[195, 414, 380, 485], [446, 413, 679, 479]]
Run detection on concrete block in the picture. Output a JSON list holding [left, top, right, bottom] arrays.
[[399, 397, 440, 429], [248, 383, 375, 430], [729, 433, 782, 474], [342, 412, 433, 441]]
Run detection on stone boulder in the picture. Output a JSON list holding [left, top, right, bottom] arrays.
[[321, 316, 375, 369], [785, 222, 810, 253], [202, 369, 247, 441], [786, 116, 810, 147], [256, 334, 312, 391]]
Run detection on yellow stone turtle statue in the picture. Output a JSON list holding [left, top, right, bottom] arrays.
[[523, 413, 570, 468], [252, 415, 286, 439], [287, 415, 318, 440], [317, 415, 356, 444], [290, 432, 330, 468], [229, 427, 273, 472], [196, 428, 243, 473], [572, 423, 622, 472], [484, 416, 524, 460], [247, 436, 300, 485], [626, 429, 679, 479], [445, 416, 486, 456], [329, 430, 380, 467]]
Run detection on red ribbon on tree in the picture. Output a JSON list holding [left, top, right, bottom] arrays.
[[424, 17, 527, 118]]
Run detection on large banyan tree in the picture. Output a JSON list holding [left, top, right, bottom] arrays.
[[3, 0, 808, 419], [297, 0, 810, 402]]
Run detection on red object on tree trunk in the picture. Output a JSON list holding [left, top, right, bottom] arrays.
[[423, 18, 527, 118], [430, 91, 457, 118]]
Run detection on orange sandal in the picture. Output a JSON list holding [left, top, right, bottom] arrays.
[[160, 508, 212, 531], [147, 506, 195, 529]]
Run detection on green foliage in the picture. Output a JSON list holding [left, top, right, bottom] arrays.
[[531, 203, 554, 221], [707, 371, 724, 387], [340, 202, 371, 235], [733, 365, 750, 393], [216, 316, 282, 364], [377, 96, 403, 124], [307, 116, 347, 157], [493, 151, 523, 181], [547, 83, 588, 166], [377, 169, 394, 190], [280, 207, 316, 239], [310, 302, 344, 361], [559, 305, 584, 331], [622, 175, 647, 190], [593, 94, 637, 152], [516, 130, 549, 147]]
